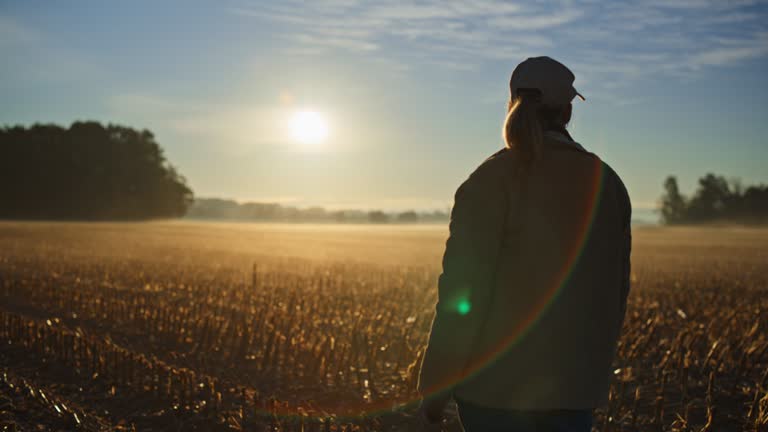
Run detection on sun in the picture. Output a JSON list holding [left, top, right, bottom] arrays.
[[289, 110, 329, 145]]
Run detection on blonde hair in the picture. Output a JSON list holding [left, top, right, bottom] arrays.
[[503, 91, 569, 166]]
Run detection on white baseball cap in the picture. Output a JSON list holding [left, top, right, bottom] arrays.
[[509, 56, 585, 106]]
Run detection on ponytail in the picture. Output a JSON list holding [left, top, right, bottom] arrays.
[[503, 91, 570, 167], [503, 93, 544, 166]]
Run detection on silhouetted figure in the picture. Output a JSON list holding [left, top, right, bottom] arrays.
[[417, 57, 632, 432]]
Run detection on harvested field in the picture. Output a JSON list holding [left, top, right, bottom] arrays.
[[1, 221, 767, 431]]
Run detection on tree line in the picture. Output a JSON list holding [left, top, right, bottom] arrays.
[[0, 122, 193, 220], [660, 174, 768, 225], [6, 121, 764, 226], [187, 198, 449, 224]]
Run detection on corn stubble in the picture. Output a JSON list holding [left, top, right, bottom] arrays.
[[0, 223, 766, 431]]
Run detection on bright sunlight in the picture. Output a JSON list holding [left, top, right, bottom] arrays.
[[289, 110, 329, 146]]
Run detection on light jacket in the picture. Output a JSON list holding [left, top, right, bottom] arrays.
[[418, 130, 632, 410]]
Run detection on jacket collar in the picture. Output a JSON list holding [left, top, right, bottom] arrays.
[[544, 129, 586, 152]]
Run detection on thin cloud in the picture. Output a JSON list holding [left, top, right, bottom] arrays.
[[702, 12, 760, 24], [688, 32, 768, 67], [0, 14, 101, 85], [293, 33, 379, 52], [230, 1, 562, 58], [229, 0, 768, 87], [645, 0, 764, 9], [487, 9, 583, 31]]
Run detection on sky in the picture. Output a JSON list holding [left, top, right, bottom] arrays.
[[2, 1, 767, 214]]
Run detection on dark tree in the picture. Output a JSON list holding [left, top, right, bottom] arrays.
[[0, 121, 193, 220], [741, 185, 768, 223], [659, 173, 768, 225], [660, 176, 687, 225], [368, 210, 389, 223], [397, 210, 419, 223], [686, 174, 732, 222], [332, 210, 346, 223]]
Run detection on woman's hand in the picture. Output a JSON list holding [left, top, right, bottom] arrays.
[[415, 392, 451, 430]]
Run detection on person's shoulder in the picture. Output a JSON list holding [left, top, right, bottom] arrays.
[[566, 145, 629, 204], [567, 145, 622, 189], [469, 148, 520, 182], [597, 159, 631, 220], [600, 160, 628, 196], [453, 148, 519, 198]]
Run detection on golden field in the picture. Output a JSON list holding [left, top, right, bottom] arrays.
[[0, 221, 767, 431]]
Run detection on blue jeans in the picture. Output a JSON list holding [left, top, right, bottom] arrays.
[[456, 398, 593, 432]]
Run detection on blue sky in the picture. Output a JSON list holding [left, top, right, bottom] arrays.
[[2, 1, 767, 213]]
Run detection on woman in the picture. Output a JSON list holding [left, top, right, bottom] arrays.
[[416, 56, 632, 432]]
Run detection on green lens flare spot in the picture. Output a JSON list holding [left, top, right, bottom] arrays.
[[457, 299, 471, 315]]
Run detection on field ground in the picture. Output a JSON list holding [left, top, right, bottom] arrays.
[[1, 221, 767, 431]]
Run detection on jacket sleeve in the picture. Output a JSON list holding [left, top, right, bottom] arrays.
[[417, 165, 508, 397], [617, 175, 632, 319]]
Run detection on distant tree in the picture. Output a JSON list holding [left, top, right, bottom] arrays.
[[186, 198, 241, 219], [659, 173, 768, 225], [397, 210, 419, 223], [186, 201, 451, 224], [332, 210, 346, 223], [368, 210, 389, 223], [240, 202, 281, 220], [741, 185, 768, 223], [304, 206, 327, 221], [659, 176, 688, 224], [420, 209, 450, 223], [686, 173, 732, 222], [0, 121, 192, 220]]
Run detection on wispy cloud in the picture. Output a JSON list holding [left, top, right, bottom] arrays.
[[644, 0, 761, 10], [0, 14, 100, 85], [487, 9, 583, 30], [229, 0, 576, 64], [687, 31, 768, 68], [231, 0, 768, 94]]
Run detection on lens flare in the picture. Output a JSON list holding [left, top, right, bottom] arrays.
[[457, 299, 472, 315]]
